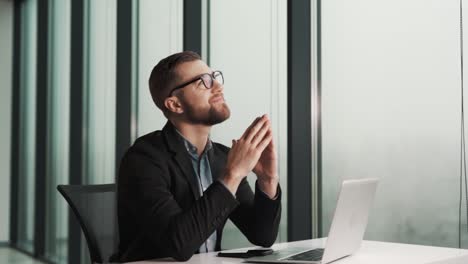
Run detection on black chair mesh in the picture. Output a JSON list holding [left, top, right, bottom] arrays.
[[57, 184, 118, 263]]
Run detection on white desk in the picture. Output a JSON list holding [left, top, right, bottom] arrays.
[[128, 238, 468, 264]]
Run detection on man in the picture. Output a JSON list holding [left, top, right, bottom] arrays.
[[116, 51, 281, 262]]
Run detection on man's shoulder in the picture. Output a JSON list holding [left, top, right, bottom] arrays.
[[126, 130, 169, 159], [211, 141, 230, 154], [134, 129, 164, 146]]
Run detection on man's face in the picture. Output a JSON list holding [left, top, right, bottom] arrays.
[[172, 60, 230, 125]]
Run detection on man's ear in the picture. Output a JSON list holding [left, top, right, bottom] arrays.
[[164, 96, 184, 114]]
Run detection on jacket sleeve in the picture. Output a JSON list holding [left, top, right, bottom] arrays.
[[228, 178, 282, 247], [118, 151, 240, 261]]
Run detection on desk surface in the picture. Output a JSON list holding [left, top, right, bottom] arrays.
[[128, 238, 468, 264]]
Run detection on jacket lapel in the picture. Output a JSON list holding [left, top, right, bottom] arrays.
[[208, 145, 228, 251], [162, 121, 201, 200], [208, 144, 227, 182]]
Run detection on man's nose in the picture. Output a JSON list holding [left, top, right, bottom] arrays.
[[212, 79, 223, 92]]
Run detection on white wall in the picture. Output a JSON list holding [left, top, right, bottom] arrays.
[[0, 0, 13, 242]]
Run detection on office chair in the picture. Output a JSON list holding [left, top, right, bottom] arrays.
[[57, 184, 118, 264]]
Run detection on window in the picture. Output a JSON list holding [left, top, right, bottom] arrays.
[[44, 0, 71, 262], [84, 0, 117, 184], [136, 0, 183, 136], [209, 0, 288, 248], [17, 0, 37, 253], [320, 0, 467, 248]]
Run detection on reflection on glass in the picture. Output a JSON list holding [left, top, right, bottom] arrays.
[[17, 0, 37, 253], [85, 0, 117, 184], [44, 0, 71, 262], [209, 0, 288, 249]]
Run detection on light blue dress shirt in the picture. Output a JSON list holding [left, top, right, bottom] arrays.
[[176, 131, 217, 253]]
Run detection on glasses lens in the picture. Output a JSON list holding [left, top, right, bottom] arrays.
[[200, 74, 212, 89], [214, 71, 224, 85]]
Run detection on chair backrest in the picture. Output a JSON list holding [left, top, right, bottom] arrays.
[[57, 184, 118, 263]]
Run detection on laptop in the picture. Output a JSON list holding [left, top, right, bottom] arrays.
[[246, 178, 379, 264]]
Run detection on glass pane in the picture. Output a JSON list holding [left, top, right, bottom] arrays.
[[137, 0, 183, 136], [17, 0, 37, 253], [209, 0, 288, 249], [85, 0, 117, 184], [320, 0, 467, 248], [44, 0, 71, 262], [0, 0, 13, 243]]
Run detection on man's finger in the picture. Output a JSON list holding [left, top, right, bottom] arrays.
[[257, 130, 273, 152], [266, 128, 275, 149], [241, 116, 261, 139], [251, 120, 270, 147], [245, 115, 268, 142]]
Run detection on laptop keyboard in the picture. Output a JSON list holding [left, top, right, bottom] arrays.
[[284, 248, 325, 261]]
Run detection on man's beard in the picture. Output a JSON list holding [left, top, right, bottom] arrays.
[[181, 98, 231, 126]]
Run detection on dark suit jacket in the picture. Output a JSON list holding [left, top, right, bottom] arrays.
[[116, 121, 282, 262]]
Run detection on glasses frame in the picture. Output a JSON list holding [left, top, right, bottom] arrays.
[[168, 70, 224, 97]]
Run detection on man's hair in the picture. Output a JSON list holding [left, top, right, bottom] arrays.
[[148, 51, 202, 113]]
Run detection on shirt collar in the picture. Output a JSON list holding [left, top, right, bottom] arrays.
[[175, 129, 213, 155]]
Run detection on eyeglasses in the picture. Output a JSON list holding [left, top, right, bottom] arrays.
[[168, 70, 224, 96]]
